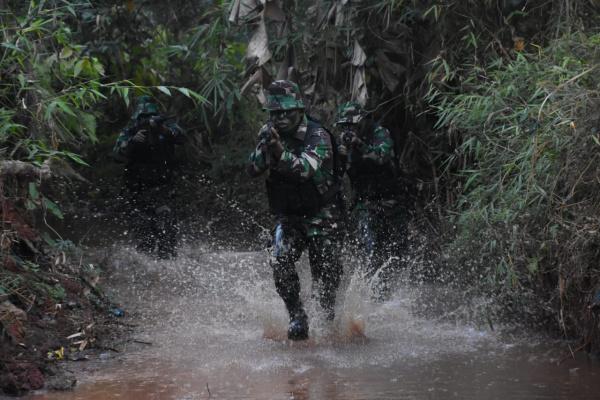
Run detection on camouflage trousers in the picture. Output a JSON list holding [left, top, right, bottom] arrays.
[[270, 216, 343, 321], [354, 201, 409, 297]]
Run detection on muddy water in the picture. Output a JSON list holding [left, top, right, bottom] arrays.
[[26, 246, 600, 400]]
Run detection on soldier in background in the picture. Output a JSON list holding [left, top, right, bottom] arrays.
[[113, 96, 184, 259], [336, 102, 408, 299]]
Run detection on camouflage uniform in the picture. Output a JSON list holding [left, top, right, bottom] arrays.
[[247, 81, 343, 338], [114, 96, 184, 259], [336, 102, 407, 295]]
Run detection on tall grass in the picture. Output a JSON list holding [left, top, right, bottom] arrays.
[[429, 33, 600, 334]]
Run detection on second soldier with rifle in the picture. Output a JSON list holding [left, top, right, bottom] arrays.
[[114, 96, 185, 259]]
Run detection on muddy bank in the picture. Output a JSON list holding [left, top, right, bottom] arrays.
[[0, 211, 131, 396]]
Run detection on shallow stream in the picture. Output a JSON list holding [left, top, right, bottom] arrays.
[[24, 245, 600, 400]]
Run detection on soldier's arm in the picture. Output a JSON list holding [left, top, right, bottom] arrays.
[[164, 121, 185, 144], [273, 128, 330, 181], [357, 126, 393, 165], [112, 128, 134, 160], [247, 125, 270, 177]]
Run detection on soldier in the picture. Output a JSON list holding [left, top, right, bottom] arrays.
[[113, 96, 184, 259], [336, 102, 407, 298], [247, 80, 343, 341]]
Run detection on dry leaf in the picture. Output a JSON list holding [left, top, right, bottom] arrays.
[[351, 40, 367, 67], [352, 67, 368, 106], [513, 37, 525, 52], [247, 17, 272, 66]]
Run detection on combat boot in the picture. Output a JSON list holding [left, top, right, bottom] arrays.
[[287, 309, 309, 341]]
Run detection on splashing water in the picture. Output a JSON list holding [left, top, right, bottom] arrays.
[[24, 242, 600, 400]]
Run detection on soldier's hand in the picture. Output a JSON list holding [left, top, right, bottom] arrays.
[[268, 129, 284, 161], [344, 132, 364, 148], [351, 135, 364, 147], [341, 131, 355, 146], [338, 144, 348, 157], [257, 124, 276, 145], [131, 130, 147, 143]]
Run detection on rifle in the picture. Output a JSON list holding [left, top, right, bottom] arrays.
[[134, 115, 176, 145], [259, 118, 275, 166], [341, 129, 354, 146]]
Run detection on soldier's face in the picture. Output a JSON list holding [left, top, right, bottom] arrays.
[[270, 109, 302, 132]]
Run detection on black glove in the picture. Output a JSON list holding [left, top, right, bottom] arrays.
[[258, 124, 273, 146], [131, 130, 147, 143], [341, 130, 354, 146], [268, 129, 284, 161]]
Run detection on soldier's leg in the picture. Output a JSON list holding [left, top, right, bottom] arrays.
[[308, 235, 343, 321], [130, 192, 157, 254], [270, 223, 309, 339], [156, 204, 178, 259]]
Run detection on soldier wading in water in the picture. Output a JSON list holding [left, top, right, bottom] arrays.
[[113, 96, 184, 259], [247, 80, 344, 340], [336, 102, 407, 299]]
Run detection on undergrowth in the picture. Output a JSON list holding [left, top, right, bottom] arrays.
[[429, 33, 600, 340]]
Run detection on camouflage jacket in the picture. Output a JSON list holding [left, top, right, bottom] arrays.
[[248, 116, 341, 237], [346, 124, 397, 208], [352, 125, 394, 166], [113, 117, 184, 166]]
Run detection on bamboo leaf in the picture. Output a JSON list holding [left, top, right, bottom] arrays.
[[74, 59, 85, 77], [43, 197, 64, 220], [28, 182, 39, 201], [157, 86, 172, 96], [177, 87, 191, 98]]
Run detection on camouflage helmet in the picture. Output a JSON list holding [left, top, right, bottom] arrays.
[[335, 101, 365, 125], [132, 95, 159, 120], [264, 80, 305, 111]]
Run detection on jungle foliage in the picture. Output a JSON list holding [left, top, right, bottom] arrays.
[[229, 0, 600, 346], [2, 0, 600, 352]]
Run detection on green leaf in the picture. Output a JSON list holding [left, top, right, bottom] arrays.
[[64, 152, 89, 166], [177, 87, 191, 98], [463, 172, 481, 191], [79, 114, 97, 142], [1, 42, 23, 52], [28, 182, 39, 201], [157, 86, 171, 96], [45, 101, 58, 120], [527, 258, 539, 274], [93, 60, 105, 76], [123, 87, 130, 107], [74, 59, 85, 77], [189, 89, 208, 104], [56, 100, 77, 117], [25, 199, 37, 210], [41, 232, 57, 247], [60, 47, 73, 59], [43, 197, 64, 220]]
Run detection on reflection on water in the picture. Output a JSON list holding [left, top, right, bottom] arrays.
[[24, 246, 600, 400]]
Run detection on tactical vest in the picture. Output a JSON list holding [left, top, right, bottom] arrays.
[[347, 123, 398, 202], [266, 119, 341, 217]]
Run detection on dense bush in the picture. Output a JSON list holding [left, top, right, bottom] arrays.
[[429, 33, 600, 336]]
